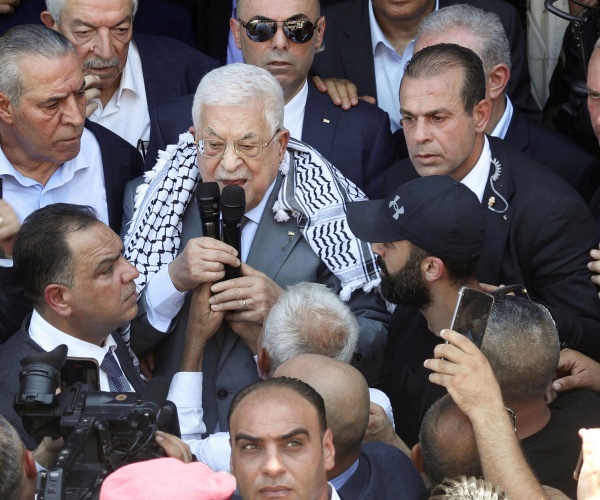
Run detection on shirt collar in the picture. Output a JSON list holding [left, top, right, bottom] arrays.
[[369, 0, 440, 55], [113, 38, 144, 105], [490, 96, 514, 140], [283, 79, 309, 138], [460, 135, 491, 203], [244, 179, 276, 225], [29, 309, 117, 366], [0, 128, 93, 188], [329, 458, 360, 490]]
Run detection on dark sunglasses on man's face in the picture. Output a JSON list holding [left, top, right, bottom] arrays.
[[239, 17, 320, 44]]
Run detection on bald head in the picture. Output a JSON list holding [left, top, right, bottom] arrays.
[[275, 354, 370, 461], [419, 396, 482, 487]]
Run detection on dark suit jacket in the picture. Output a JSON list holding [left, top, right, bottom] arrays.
[[144, 81, 397, 198], [134, 33, 219, 115], [126, 172, 390, 433], [337, 442, 425, 500], [504, 106, 600, 202], [0, 315, 146, 450], [384, 136, 600, 359], [312, 0, 541, 120], [0, 122, 143, 343]]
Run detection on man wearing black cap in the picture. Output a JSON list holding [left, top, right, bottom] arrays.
[[347, 174, 488, 446]]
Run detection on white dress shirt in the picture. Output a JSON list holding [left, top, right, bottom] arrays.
[[283, 80, 309, 140], [89, 40, 150, 148], [28, 310, 133, 392], [460, 135, 492, 203], [369, 0, 439, 132], [490, 96, 514, 140], [0, 128, 108, 267]]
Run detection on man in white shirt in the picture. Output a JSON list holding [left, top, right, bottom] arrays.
[[0, 24, 143, 341], [0, 203, 147, 451], [41, 0, 219, 149]]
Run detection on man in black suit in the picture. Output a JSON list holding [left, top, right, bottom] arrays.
[[0, 204, 147, 450], [144, 0, 396, 199], [311, 0, 540, 131], [0, 25, 143, 341], [414, 4, 600, 202], [384, 44, 600, 374], [41, 0, 219, 148]]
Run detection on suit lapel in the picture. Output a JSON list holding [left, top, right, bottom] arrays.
[[134, 34, 159, 112], [246, 174, 303, 279], [300, 84, 338, 166], [478, 138, 516, 285]]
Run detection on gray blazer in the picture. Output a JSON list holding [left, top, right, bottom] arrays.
[[125, 172, 390, 433]]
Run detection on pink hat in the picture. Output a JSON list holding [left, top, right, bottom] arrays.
[[100, 458, 236, 500]]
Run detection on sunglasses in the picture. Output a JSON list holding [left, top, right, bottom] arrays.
[[239, 17, 320, 44]]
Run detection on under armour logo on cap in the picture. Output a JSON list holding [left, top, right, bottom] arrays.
[[389, 195, 405, 220]]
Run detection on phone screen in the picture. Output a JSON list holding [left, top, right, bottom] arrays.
[[60, 357, 100, 391], [449, 287, 495, 347]]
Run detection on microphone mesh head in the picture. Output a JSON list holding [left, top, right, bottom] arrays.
[[221, 185, 246, 218], [196, 181, 220, 201]]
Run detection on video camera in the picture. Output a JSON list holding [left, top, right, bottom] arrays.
[[14, 345, 180, 500]]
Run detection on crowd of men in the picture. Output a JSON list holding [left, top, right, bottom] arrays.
[[1, 0, 600, 498]]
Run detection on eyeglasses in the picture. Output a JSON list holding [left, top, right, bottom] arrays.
[[195, 130, 280, 159], [239, 17, 320, 44]]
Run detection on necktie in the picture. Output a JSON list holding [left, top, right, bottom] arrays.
[[100, 350, 132, 392]]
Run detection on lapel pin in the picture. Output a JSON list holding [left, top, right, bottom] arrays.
[[281, 231, 295, 250], [488, 196, 496, 208], [503, 215, 508, 220], [323, 118, 330, 124]]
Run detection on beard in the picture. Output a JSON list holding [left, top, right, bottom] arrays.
[[377, 250, 433, 309]]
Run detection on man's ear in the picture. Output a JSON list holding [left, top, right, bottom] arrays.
[[0, 92, 14, 124], [40, 11, 58, 30], [323, 428, 336, 472], [422, 256, 444, 283], [411, 443, 425, 472], [473, 98, 492, 134], [23, 450, 37, 479], [314, 16, 326, 52], [44, 284, 73, 317], [230, 17, 243, 50], [487, 63, 510, 101], [277, 129, 290, 159], [257, 348, 272, 379]]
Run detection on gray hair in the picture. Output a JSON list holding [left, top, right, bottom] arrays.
[[481, 296, 559, 405], [0, 416, 25, 500], [262, 282, 359, 371], [417, 4, 511, 77], [45, 0, 139, 23], [0, 24, 76, 105], [430, 476, 508, 500], [192, 63, 284, 136]]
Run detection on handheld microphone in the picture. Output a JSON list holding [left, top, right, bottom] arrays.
[[220, 185, 246, 281], [196, 182, 221, 239]]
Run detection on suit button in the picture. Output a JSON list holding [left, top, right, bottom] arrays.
[[217, 389, 228, 400]]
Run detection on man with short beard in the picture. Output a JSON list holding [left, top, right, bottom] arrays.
[[346, 174, 488, 447]]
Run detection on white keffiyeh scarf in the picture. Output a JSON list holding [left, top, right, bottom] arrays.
[[123, 133, 380, 300]]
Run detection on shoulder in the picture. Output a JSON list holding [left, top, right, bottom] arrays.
[[85, 120, 139, 153], [134, 33, 220, 68]]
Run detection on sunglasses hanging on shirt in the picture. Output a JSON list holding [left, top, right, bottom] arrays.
[[239, 17, 320, 44]]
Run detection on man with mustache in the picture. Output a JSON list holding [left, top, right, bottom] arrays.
[[0, 24, 143, 341], [41, 0, 219, 149], [0, 204, 147, 450], [143, 0, 396, 199]]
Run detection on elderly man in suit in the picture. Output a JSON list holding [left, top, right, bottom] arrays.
[[123, 63, 389, 435], [40, 0, 219, 149], [0, 24, 143, 342], [311, 0, 540, 131], [143, 0, 396, 199]]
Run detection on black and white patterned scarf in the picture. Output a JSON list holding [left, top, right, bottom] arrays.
[[123, 133, 380, 300]]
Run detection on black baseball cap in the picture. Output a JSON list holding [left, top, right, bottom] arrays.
[[346, 175, 486, 261]]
